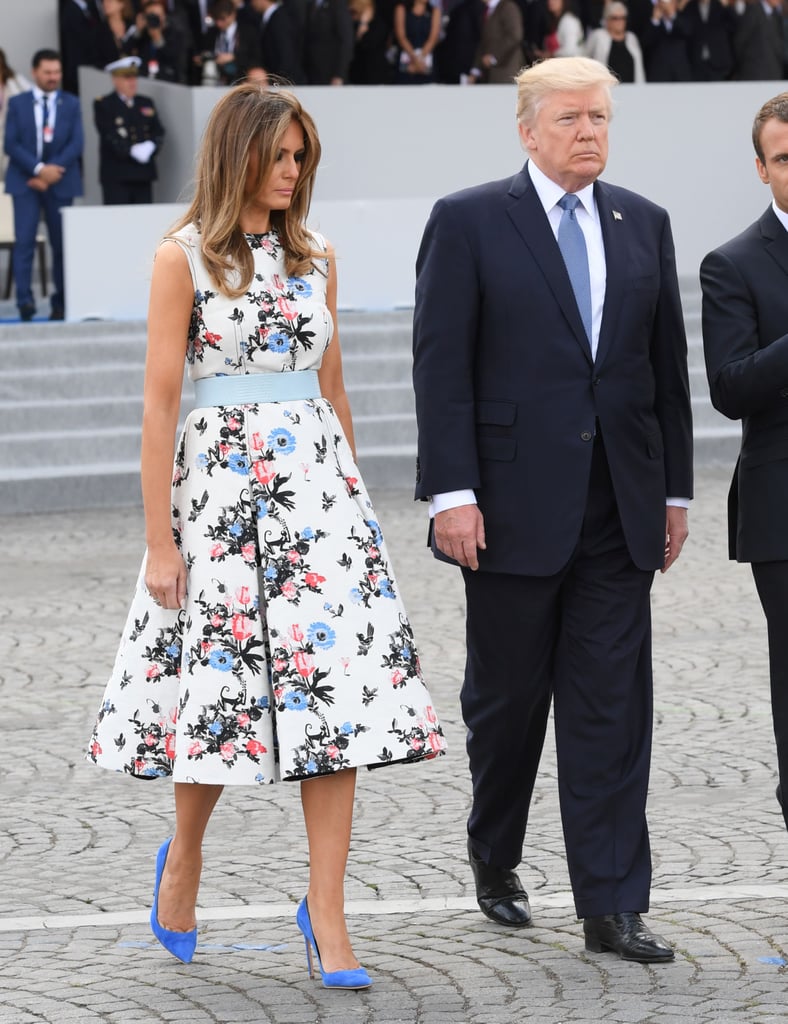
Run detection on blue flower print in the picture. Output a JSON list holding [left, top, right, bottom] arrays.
[[268, 428, 296, 455], [257, 695, 270, 709], [267, 332, 289, 353], [288, 277, 312, 298], [302, 527, 315, 540], [350, 588, 364, 605], [229, 521, 243, 537], [166, 643, 181, 657], [307, 622, 336, 649], [284, 691, 308, 711], [228, 453, 248, 475], [209, 649, 234, 671], [305, 759, 318, 773], [209, 721, 223, 735], [196, 453, 209, 468], [341, 722, 353, 734], [379, 579, 395, 599], [264, 566, 277, 579], [365, 520, 383, 547], [256, 499, 268, 520]]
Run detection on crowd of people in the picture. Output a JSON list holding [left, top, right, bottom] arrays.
[[56, 0, 788, 90]]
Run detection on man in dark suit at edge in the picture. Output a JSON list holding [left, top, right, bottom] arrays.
[[3, 48, 83, 321], [412, 57, 693, 962], [701, 92, 788, 835]]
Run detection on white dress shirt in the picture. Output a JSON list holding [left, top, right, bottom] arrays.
[[32, 86, 58, 174]]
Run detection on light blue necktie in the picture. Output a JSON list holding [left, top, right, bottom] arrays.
[[557, 193, 592, 344]]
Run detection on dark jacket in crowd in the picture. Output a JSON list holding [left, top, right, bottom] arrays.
[[303, 0, 355, 83], [94, 90, 165, 188], [682, 0, 734, 80], [260, 5, 307, 83]]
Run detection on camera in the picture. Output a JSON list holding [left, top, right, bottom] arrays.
[[145, 12, 162, 28]]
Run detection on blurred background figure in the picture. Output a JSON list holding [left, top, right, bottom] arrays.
[[681, 0, 733, 80], [248, 0, 306, 83], [127, 0, 188, 82], [585, 1, 646, 81], [303, 0, 355, 84], [202, 0, 262, 83], [393, 0, 441, 82], [0, 50, 32, 180], [733, 0, 783, 79], [94, 0, 137, 69], [348, 0, 395, 82], [94, 55, 165, 204], [469, 0, 524, 81], [539, 0, 585, 56], [641, 0, 692, 80], [60, 0, 101, 94], [435, 0, 485, 83]]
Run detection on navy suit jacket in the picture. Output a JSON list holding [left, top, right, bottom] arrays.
[[701, 207, 788, 563], [3, 90, 84, 200], [412, 163, 693, 576]]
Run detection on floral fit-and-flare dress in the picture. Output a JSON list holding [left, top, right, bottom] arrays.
[[87, 226, 445, 784]]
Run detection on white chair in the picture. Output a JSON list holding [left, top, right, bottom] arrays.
[[0, 192, 48, 299]]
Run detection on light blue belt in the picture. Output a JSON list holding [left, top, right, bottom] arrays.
[[193, 370, 321, 406]]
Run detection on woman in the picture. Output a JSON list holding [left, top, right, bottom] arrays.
[[94, 0, 136, 69], [87, 84, 445, 986], [540, 0, 584, 57], [0, 50, 31, 179], [393, 0, 442, 83], [584, 1, 646, 82], [348, 0, 395, 84]]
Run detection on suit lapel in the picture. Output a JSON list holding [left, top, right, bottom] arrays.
[[594, 181, 628, 372], [760, 206, 788, 279], [506, 166, 592, 364]]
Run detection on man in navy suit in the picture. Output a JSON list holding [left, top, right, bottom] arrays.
[[3, 49, 84, 321], [701, 92, 788, 835], [413, 57, 693, 962]]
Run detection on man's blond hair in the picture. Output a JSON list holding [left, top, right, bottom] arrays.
[[515, 58, 618, 125]]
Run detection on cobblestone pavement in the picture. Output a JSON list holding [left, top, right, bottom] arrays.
[[2, 466, 788, 1024]]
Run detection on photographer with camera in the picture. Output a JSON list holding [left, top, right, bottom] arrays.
[[128, 0, 188, 83]]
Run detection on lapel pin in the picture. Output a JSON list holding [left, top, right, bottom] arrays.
[[612, 210, 623, 221]]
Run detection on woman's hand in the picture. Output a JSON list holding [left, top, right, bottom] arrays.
[[145, 544, 188, 609]]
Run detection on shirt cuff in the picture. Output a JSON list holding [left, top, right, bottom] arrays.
[[428, 489, 477, 518], [666, 497, 690, 508], [33, 162, 44, 175]]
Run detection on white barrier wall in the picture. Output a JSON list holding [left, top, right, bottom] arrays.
[[68, 75, 780, 318]]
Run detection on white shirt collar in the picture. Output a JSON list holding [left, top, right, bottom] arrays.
[[263, 3, 280, 24], [526, 158, 597, 219], [772, 199, 788, 233], [32, 86, 57, 104]]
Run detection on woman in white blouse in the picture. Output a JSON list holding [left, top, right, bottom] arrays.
[[541, 0, 585, 57], [584, 1, 646, 82]]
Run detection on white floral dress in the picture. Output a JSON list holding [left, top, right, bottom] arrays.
[[88, 226, 445, 784]]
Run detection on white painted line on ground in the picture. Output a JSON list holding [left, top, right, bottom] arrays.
[[0, 886, 784, 934]]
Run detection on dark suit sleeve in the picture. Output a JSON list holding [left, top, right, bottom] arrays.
[[650, 210, 694, 498], [52, 98, 84, 172], [3, 98, 38, 177], [701, 246, 788, 420], [95, 98, 132, 159], [412, 198, 482, 499], [332, 0, 354, 80]]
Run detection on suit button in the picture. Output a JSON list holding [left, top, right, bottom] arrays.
[[781, 388, 788, 398], [593, 377, 601, 386], [580, 431, 593, 441]]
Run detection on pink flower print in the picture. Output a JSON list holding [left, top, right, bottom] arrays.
[[241, 543, 256, 563], [236, 585, 252, 605], [251, 432, 266, 451], [272, 274, 284, 291], [201, 641, 213, 655], [232, 614, 253, 641], [327, 744, 340, 759], [146, 665, 161, 680], [367, 573, 378, 586], [210, 542, 225, 559], [410, 737, 424, 751], [304, 572, 325, 590], [278, 296, 298, 321], [227, 416, 240, 431], [219, 442, 230, 456], [164, 733, 176, 759], [253, 460, 276, 485], [425, 705, 437, 725], [369, 547, 379, 558], [211, 614, 223, 628], [144, 733, 157, 747], [173, 467, 182, 484], [281, 581, 297, 600], [274, 657, 287, 672], [293, 651, 315, 677], [428, 732, 445, 754], [134, 759, 146, 772], [246, 739, 267, 756], [204, 331, 222, 344], [391, 669, 404, 686], [290, 623, 304, 643], [237, 713, 250, 728], [90, 740, 102, 758], [345, 476, 358, 493], [220, 742, 235, 761], [287, 548, 300, 564], [340, 657, 350, 675], [188, 740, 204, 757]]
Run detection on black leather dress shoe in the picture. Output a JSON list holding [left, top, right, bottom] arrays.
[[19, 303, 35, 322], [467, 838, 532, 928], [583, 912, 674, 963], [49, 306, 64, 321]]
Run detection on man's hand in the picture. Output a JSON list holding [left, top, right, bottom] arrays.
[[662, 506, 689, 573], [434, 504, 486, 570], [38, 163, 65, 185], [26, 176, 48, 191]]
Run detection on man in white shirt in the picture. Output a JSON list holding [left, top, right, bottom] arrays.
[[413, 56, 692, 962]]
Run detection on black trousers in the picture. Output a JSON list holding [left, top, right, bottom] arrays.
[[750, 560, 788, 832], [461, 436, 656, 918], [101, 180, 153, 205]]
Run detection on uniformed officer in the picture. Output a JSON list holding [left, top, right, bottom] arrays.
[[94, 55, 165, 205]]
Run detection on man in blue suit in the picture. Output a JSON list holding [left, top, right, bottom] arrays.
[[3, 49, 84, 321], [413, 57, 693, 962]]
